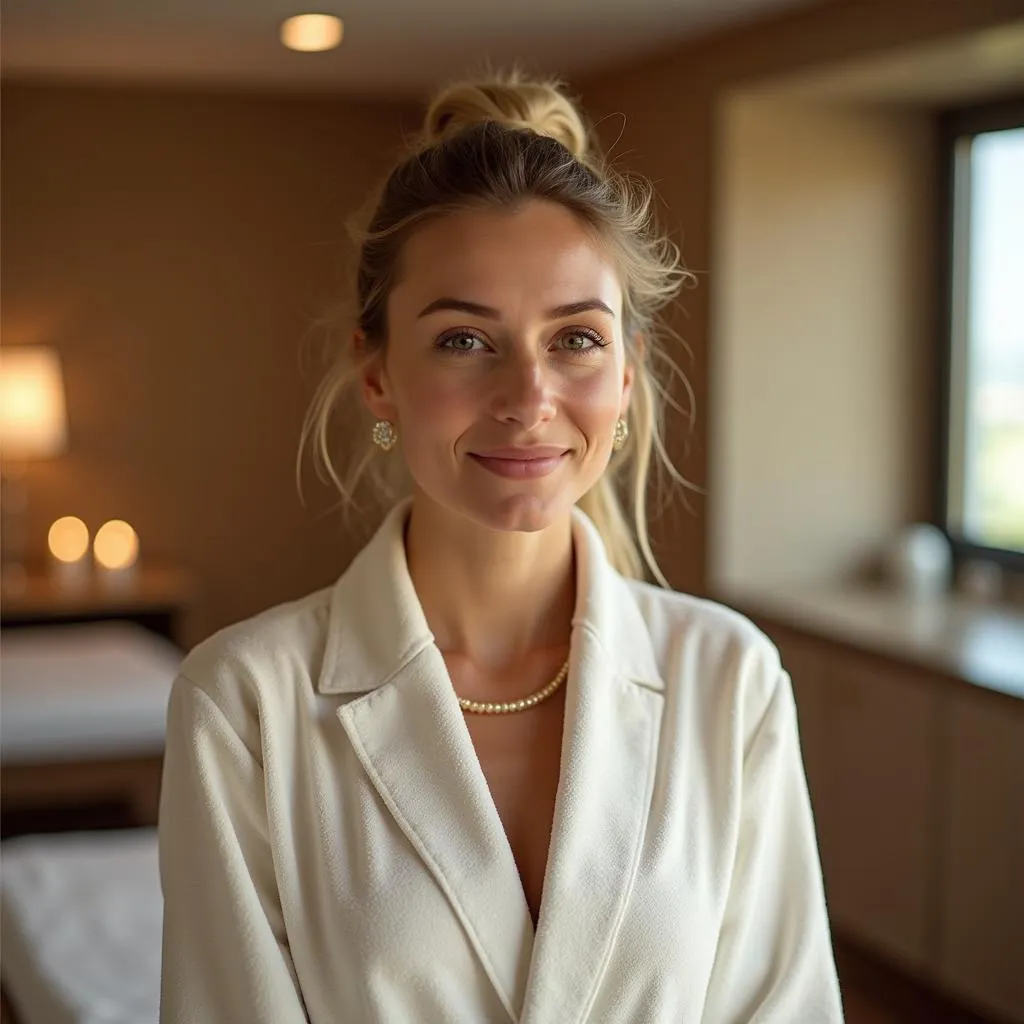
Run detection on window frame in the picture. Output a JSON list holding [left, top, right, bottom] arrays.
[[936, 94, 1024, 574]]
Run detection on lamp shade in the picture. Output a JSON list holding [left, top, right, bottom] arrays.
[[0, 347, 68, 459]]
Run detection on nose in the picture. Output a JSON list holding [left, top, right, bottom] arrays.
[[490, 352, 557, 430]]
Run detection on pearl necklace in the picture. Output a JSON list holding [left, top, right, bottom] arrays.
[[458, 656, 570, 715]]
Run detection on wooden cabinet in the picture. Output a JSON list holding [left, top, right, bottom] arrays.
[[772, 624, 1024, 1022], [820, 659, 941, 974], [939, 691, 1024, 1021], [781, 635, 941, 973]]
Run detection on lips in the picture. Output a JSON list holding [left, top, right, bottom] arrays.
[[470, 446, 570, 460], [468, 447, 571, 480]]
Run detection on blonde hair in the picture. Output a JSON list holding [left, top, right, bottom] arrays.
[[301, 68, 696, 585]]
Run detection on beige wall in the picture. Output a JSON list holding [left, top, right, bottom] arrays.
[[710, 95, 935, 591], [1, 84, 410, 644], [580, 0, 1024, 594], [3, 0, 1021, 645]]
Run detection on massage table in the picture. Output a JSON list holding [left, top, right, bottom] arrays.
[[1, 623, 179, 1024]]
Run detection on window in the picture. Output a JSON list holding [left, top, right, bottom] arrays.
[[939, 98, 1024, 568]]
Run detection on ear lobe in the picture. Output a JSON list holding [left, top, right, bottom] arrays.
[[621, 361, 636, 416], [359, 372, 385, 415], [621, 332, 643, 415], [356, 334, 395, 421]]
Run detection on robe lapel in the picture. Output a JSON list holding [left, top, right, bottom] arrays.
[[320, 501, 666, 1024], [518, 623, 664, 1024], [337, 643, 535, 1023]]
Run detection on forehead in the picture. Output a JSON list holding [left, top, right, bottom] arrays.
[[390, 200, 622, 316]]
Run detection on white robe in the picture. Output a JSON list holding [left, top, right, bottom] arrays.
[[158, 501, 844, 1022]]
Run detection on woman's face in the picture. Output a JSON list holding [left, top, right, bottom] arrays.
[[360, 199, 634, 534]]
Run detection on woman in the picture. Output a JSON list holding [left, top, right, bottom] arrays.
[[158, 71, 844, 1023]]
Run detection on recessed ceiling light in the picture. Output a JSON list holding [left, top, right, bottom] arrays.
[[280, 14, 344, 53]]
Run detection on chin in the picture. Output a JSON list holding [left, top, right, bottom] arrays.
[[410, 456, 594, 535], [454, 486, 575, 535]]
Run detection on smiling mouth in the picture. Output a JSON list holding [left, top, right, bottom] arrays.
[[468, 450, 570, 480]]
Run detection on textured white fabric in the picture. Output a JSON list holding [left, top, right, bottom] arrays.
[[0, 624, 180, 763], [0, 829, 161, 1024], [159, 501, 844, 1023]]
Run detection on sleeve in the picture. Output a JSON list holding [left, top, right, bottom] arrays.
[[158, 673, 310, 1023], [701, 669, 845, 1023]]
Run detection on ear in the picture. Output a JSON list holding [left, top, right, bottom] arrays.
[[621, 363, 635, 417], [620, 332, 644, 416], [355, 330, 398, 422]]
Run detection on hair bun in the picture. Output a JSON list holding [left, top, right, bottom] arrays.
[[421, 69, 594, 163]]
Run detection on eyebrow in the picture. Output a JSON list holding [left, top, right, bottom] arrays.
[[416, 297, 616, 320]]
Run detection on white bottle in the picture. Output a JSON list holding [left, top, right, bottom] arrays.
[[886, 523, 953, 599]]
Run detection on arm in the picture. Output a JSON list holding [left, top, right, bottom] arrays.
[[702, 669, 844, 1023], [159, 673, 309, 1023]]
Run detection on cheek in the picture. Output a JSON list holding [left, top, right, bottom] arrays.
[[389, 357, 625, 441], [391, 370, 480, 455], [563, 368, 625, 426], [395, 372, 470, 418]]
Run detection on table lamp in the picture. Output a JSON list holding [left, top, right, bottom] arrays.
[[0, 346, 69, 590]]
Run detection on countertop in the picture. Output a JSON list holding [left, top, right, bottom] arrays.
[[718, 583, 1024, 701]]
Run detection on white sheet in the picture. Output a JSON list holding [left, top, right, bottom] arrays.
[[0, 623, 181, 763], [0, 828, 161, 1024]]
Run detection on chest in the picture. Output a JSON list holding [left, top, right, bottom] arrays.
[[301, 665, 726, 1022], [462, 691, 566, 926]]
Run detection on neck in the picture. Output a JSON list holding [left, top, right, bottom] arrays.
[[404, 494, 575, 673]]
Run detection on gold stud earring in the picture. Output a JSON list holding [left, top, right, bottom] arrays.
[[612, 418, 629, 452], [372, 419, 397, 451]]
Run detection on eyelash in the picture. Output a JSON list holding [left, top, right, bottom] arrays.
[[437, 327, 609, 358]]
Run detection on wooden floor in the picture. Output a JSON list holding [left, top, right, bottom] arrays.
[[845, 985, 928, 1024], [836, 938, 1003, 1024]]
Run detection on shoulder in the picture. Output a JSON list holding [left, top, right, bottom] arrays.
[[175, 584, 335, 728], [624, 579, 788, 721], [627, 579, 781, 670]]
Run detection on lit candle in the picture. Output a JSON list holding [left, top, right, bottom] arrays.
[[93, 519, 139, 590], [48, 516, 90, 591]]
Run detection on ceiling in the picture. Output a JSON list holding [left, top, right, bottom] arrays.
[[745, 19, 1024, 105], [0, 0, 815, 98]]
